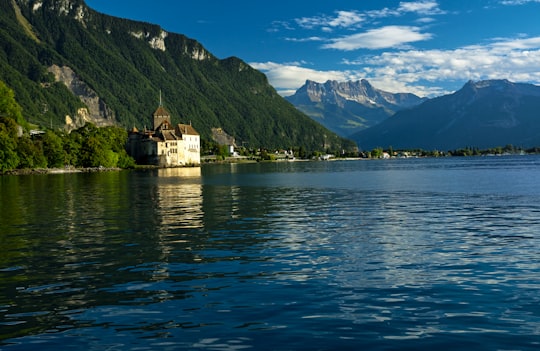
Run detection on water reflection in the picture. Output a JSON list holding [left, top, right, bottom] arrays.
[[139, 168, 204, 283], [2, 159, 540, 350], [155, 167, 203, 230], [0, 172, 140, 340]]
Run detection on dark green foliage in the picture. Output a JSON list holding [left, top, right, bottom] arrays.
[[0, 0, 353, 153], [67, 124, 135, 168], [16, 136, 47, 169], [62, 130, 82, 166], [0, 80, 24, 125], [42, 130, 65, 167], [0, 82, 85, 172], [0, 112, 135, 172], [0, 129, 19, 172], [370, 147, 384, 159], [0, 83, 23, 171]]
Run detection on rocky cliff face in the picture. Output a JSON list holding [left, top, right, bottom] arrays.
[[298, 80, 423, 109], [47, 64, 115, 130], [286, 80, 426, 137]]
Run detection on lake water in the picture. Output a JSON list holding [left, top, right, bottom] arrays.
[[1, 156, 540, 350]]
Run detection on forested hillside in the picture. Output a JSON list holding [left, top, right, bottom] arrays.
[[0, 0, 354, 152], [0, 80, 134, 172]]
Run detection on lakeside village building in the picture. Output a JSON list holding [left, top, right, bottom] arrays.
[[127, 104, 200, 166]]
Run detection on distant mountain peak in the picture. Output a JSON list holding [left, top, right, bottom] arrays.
[[467, 79, 511, 88], [353, 79, 540, 151], [286, 79, 426, 137], [293, 79, 423, 106], [458, 79, 540, 102]]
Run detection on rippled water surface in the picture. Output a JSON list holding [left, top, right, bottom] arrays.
[[1, 156, 540, 350]]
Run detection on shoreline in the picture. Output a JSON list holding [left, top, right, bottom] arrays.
[[1, 164, 201, 176], [4, 153, 533, 176], [2, 167, 122, 176]]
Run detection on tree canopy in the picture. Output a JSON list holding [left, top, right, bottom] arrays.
[[0, 120, 136, 173], [0, 80, 23, 125]]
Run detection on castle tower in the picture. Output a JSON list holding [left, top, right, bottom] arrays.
[[152, 91, 171, 130]]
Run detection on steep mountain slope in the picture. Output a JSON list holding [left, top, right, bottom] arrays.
[[353, 79, 540, 151], [286, 79, 426, 137], [0, 0, 354, 152]]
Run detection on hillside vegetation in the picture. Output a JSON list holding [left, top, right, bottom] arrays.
[[0, 0, 354, 153], [0, 80, 134, 172]]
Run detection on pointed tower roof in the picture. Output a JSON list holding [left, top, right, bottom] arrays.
[[153, 89, 171, 117], [153, 105, 171, 117]]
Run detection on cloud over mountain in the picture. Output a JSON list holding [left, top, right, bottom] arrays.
[[322, 26, 432, 50], [87, 0, 540, 100], [254, 33, 540, 97]]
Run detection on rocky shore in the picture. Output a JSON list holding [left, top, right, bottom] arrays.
[[2, 167, 121, 176]]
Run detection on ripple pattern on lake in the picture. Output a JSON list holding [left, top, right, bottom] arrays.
[[1, 158, 540, 350]]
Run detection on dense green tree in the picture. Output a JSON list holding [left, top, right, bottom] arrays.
[[0, 116, 20, 172], [80, 134, 109, 167], [0, 131, 19, 172], [0, 115, 19, 138], [370, 147, 383, 159], [42, 130, 65, 168], [16, 136, 47, 169], [216, 145, 229, 160], [0, 116, 136, 172], [63, 131, 82, 166], [117, 151, 136, 169], [0, 79, 24, 125], [70, 123, 135, 168]]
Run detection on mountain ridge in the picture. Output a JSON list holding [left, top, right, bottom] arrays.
[[352, 79, 540, 151], [286, 79, 426, 137], [0, 0, 355, 152]]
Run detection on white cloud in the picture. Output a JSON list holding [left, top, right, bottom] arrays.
[[500, 0, 540, 4], [490, 36, 540, 50], [397, 1, 444, 15], [295, 10, 364, 30], [328, 11, 365, 28], [248, 62, 350, 96], [346, 36, 540, 94], [282, 3, 442, 51], [251, 36, 540, 98], [416, 17, 437, 23], [365, 1, 444, 19], [285, 36, 325, 43], [290, 1, 444, 32], [322, 26, 432, 50]]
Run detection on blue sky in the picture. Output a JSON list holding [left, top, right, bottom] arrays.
[[85, 0, 540, 97]]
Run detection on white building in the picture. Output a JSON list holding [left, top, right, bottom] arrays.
[[127, 105, 200, 166]]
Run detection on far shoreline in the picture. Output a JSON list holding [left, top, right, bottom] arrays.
[[3, 152, 536, 176]]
